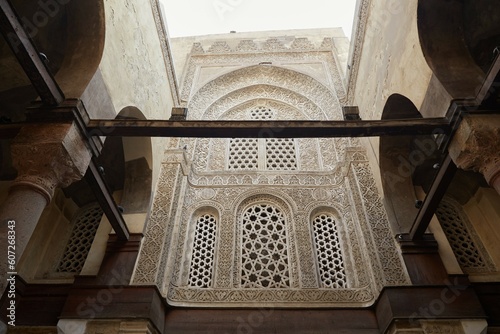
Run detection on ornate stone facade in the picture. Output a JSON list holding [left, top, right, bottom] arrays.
[[132, 34, 409, 307]]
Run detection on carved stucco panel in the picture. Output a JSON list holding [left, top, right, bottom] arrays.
[[208, 138, 226, 171], [298, 139, 321, 171], [181, 50, 346, 107], [187, 65, 341, 122], [133, 163, 180, 284], [347, 153, 410, 287], [164, 177, 386, 306]]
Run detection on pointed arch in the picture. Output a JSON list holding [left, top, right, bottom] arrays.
[[379, 94, 426, 233], [188, 65, 341, 121], [417, 0, 500, 98]]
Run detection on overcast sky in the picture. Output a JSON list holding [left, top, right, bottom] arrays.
[[160, 0, 357, 39]]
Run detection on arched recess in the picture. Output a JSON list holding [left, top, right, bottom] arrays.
[[115, 107, 153, 214], [380, 94, 500, 248], [181, 206, 220, 288], [187, 65, 341, 121], [235, 194, 297, 289], [186, 66, 336, 172], [379, 94, 431, 233], [0, 0, 105, 121], [417, 0, 500, 98], [309, 206, 348, 289]]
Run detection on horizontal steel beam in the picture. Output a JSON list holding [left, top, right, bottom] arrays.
[[85, 118, 452, 138]]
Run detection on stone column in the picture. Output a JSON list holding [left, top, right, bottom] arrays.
[[0, 123, 91, 291], [449, 115, 500, 196]]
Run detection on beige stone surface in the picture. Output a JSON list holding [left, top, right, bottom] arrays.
[[99, 0, 175, 184]]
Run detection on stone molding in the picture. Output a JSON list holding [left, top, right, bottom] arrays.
[[149, 0, 181, 105], [346, 0, 372, 104], [10, 123, 91, 203], [190, 37, 339, 55]]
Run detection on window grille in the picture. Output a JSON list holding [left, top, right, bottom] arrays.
[[436, 199, 490, 272], [312, 214, 347, 288], [250, 106, 275, 120], [228, 138, 259, 170], [266, 138, 297, 170], [227, 106, 297, 170], [57, 204, 102, 273], [188, 214, 217, 288], [241, 204, 290, 288]]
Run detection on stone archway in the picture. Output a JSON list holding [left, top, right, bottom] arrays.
[[417, 0, 500, 98], [116, 107, 153, 215], [379, 94, 426, 233]]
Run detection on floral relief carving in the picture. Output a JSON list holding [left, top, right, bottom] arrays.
[[188, 65, 341, 122], [133, 163, 180, 284], [298, 139, 321, 170], [348, 159, 410, 287]]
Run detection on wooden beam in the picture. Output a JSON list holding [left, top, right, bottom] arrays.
[[409, 154, 457, 240], [0, 0, 64, 105], [85, 118, 452, 138], [87, 159, 130, 241]]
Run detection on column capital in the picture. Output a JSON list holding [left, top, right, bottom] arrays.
[[449, 115, 500, 188], [10, 122, 91, 203]]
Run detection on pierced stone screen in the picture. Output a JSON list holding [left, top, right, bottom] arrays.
[[188, 214, 217, 288], [266, 138, 297, 170], [436, 200, 488, 271], [241, 204, 290, 288], [228, 138, 259, 170], [312, 214, 347, 288], [250, 106, 275, 120], [57, 204, 102, 273]]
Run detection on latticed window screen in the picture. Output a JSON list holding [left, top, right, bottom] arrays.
[[228, 106, 297, 170], [312, 214, 347, 288], [250, 106, 275, 120], [241, 204, 290, 288], [188, 214, 217, 288], [265, 138, 297, 170], [57, 204, 102, 273], [228, 138, 259, 170], [436, 199, 490, 272]]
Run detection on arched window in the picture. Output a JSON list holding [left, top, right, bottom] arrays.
[[241, 203, 290, 288], [188, 213, 218, 288], [312, 213, 347, 288], [57, 203, 103, 273], [436, 198, 493, 273]]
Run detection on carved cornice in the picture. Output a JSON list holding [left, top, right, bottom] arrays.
[[10, 123, 91, 203], [193, 37, 340, 55]]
